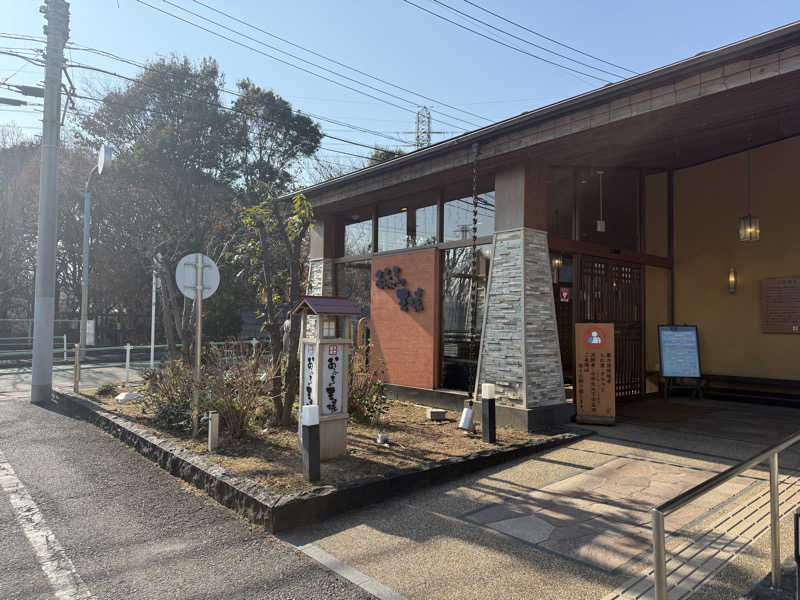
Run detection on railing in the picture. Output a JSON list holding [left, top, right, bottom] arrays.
[[651, 428, 800, 598]]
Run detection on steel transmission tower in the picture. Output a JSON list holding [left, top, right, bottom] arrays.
[[415, 106, 431, 149], [31, 0, 69, 404]]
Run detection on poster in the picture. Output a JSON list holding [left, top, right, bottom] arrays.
[[301, 342, 316, 406], [321, 343, 343, 415], [658, 325, 700, 378], [575, 323, 615, 425]]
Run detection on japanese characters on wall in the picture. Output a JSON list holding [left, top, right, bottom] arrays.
[[575, 323, 615, 425], [302, 342, 316, 406], [321, 343, 343, 415], [375, 265, 424, 312], [760, 276, 800, 334]]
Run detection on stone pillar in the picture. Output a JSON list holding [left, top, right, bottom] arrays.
[[475, 162, 572, 431], [306, 217, 336, 338]]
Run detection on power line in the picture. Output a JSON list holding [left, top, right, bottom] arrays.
[[401, 0, 613, 83], [188, 0, 493, 124], [133, 0, 477, 131], [63, 43, 413, 145], [427, 0, 627, 79], [63, 60, 403, 156], [461, 0, 637, 75]]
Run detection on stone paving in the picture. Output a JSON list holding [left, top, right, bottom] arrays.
[[464, 455, 753, 572], [284, 398, 800, 600]]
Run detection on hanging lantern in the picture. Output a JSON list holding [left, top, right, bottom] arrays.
[[738, 151, 760, 241], [738, 214, 760, 242]]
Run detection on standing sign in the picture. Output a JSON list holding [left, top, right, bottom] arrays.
[[575, 322, 615, 425], [658, 325, 700, 378], [321, 343, 343, 415], [302, 342, 316, 406]]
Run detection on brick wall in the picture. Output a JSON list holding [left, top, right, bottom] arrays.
[[371, 250, 439, 389]]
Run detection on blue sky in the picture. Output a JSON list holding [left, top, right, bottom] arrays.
[[2, 0, 799, 181]]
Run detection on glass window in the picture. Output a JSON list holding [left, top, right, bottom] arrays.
[[377, 210, 408, 252], [335, 261, 372, 342], [441, 244, 492, 391], [443, 192, 495, 242], [412, 204, 437, 246], [344, 218, 372, 256]]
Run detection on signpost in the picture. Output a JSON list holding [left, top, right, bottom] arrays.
[[658, 325, 702, 401], [176, 253, 220, 437], [575, 323, 615, 425]]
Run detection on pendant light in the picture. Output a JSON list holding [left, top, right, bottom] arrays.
[[595, 170, 606, 233], [738, 151, 760, 241]]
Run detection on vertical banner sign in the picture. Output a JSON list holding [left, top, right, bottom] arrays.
[[302, 342, 316, 406], [321, 343, 343, 415], [575, 322, 615, 425]]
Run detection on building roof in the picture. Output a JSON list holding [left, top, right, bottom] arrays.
[[292, 296, 361, 316], [283, 21, 800, 204]]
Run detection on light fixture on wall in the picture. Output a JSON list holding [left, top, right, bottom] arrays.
[[551, 255, 563, 283], [595, 170, 606, 233], [738, 151, 760, 241], [729, 267, 737, 294]]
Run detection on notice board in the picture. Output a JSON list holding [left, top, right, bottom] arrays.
[[658, 325, 701, 378], [575, 323, 615, 425], [760, 277, 800, 334]]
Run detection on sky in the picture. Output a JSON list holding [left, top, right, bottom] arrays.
[[2, 0, 799, 183]]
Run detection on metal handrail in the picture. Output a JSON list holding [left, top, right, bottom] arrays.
[[651, 428, 800, 598]]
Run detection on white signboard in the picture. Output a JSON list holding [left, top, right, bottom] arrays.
[[86, 319, 96, 346], [175, 253, 220, 300], [302, 343, 316, 406], [321, 343, 343, 415]]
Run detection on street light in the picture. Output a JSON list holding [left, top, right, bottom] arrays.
[[79, 144, 113, 354]]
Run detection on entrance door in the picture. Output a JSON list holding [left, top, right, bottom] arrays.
[[577, 257, 643, 400]]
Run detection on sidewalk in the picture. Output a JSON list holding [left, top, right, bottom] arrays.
[[282, 398, 800, 600]]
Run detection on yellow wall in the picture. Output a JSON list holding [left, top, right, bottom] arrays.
[[674, 136, 800, 380], [645, 266, 670, 376]]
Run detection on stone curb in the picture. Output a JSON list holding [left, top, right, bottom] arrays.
[[53, 392, 593, 533]]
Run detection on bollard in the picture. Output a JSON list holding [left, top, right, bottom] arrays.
[[73, 343, 80, 393], [770, 452, 781, 590], [251, 337, 258, 359], [300, 404, 320, 482], [208, 410, 219, 453], [63, 334, 67, 361], [481, 382, 497, 444], [124, 343, 131, 387]]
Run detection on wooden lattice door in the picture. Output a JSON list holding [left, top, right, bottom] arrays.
[[577, 257, 643, 400]]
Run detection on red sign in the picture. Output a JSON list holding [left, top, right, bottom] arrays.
[[583, 326, 608, 347], [559, 287, 570, 303]]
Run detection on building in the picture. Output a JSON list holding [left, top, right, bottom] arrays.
[[287, 23, 800, 431]]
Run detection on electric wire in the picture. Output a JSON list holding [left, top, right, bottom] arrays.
[[187, 0, 493, 123], [133, 0, 477, 131], [63, 43, 413, 145], [461, 0, 638, 75], [401, 0, 613, 83], [427, 0, 627, 79]]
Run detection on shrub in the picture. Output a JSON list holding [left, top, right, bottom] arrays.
[[137, 360, 196, 431], [204, 343, 273, 438], [96, 383, 118, 398], [348, 343, 387, 425]]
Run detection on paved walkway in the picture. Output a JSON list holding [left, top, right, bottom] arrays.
[[283, 398, 800, 600]]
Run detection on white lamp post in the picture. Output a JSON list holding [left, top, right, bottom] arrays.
[[79, 144, 113, 354]]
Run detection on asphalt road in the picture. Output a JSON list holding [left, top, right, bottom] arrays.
[[0, 390, 374, 600]]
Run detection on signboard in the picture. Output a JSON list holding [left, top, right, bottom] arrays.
[[760, 277, 800, 334], [658, 325, 701, 378], [301, 343, 316, 406], [321, 343, 343, 415], [575, 323, 615, 425], [175, 253, 220, 300], [559, 287, 570, 303]]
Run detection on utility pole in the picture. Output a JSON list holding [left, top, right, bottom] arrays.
[[31, 0, 69, 404]]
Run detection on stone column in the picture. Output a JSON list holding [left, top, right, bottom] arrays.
[[475, 163, 572, 431], [305, 217, 336, 338]]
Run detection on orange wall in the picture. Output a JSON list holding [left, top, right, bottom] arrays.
[[371, 250, 439, 389], [674, 135, 800, 380]]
